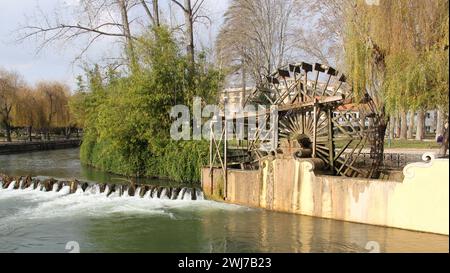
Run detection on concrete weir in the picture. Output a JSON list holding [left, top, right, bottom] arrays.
[[202, 153, 449, 235], [0, 174, 204, 201]]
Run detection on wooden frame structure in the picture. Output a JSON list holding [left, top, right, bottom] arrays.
[[209, 62, 384, 199]]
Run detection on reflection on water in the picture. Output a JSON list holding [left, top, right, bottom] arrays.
[[0, 148, 181, 186], [0, 148, 448, 253]]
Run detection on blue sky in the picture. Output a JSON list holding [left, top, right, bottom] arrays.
[[0, 0, 229, 90]]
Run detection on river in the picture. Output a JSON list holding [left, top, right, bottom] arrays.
[[0, 148, 448, 253]]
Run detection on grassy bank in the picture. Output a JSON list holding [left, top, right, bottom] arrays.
[[385, 139, 441, 149]]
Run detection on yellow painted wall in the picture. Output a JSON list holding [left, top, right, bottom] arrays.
[[294, 156, 449, 235]]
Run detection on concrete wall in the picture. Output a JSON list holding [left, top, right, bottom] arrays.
[[0, 139, 81, 155], [202, 154, 449, 235]]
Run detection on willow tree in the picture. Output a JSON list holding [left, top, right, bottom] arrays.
[[0, 69, 23, 142], [12, 86, 40, 141], [35, 82, 71, 140], [344, 0, 449, 149]]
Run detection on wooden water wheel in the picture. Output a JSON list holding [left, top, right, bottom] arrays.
[[237, 62, 383, 179]]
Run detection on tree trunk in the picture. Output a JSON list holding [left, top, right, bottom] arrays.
[[118, 0, 136, 68], [415, 110, 425, 140], [241, 60, 246, 108], [141, 0, 159, 27], [407, 110, 414, 139], [28, 126, 32, 142], [184, 0, 195, 66], [389, 115, 395, 140], [394, 114, 400, 138], [400, 110, 407, 140], [153, 0, 160, 26], [5, 125, 12, 142], [436, 109, 444, 140], [438, 120, 448, 157], [65, 127, 71, 140]]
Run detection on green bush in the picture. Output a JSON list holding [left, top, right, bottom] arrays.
[[76, 27, 222, 183]]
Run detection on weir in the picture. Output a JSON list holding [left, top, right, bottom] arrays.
[[0, 174, 204, 201]]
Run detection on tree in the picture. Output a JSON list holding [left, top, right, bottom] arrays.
[[439, 117, 449, 157], [292, 0, 349, 67], [436, 109, 445, 140], [78, 27, 222, 181], [0, 69, 23, 142], [170, 0, 210, 67], [140, 0, 160, 27], [18, 0, 145, 69], [400, 111, 407, 140], [407, 111, 414, 139], [35, 81, 71, 140], [343, 0, 448, 147], [12, 86, 38, 141], [416, 111, 425, 140], [216, 0, 295, 85]]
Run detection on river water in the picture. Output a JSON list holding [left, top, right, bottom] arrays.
[[0, 148, 448, 253]]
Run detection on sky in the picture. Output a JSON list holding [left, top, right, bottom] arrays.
[[0, 0, 229, 90]]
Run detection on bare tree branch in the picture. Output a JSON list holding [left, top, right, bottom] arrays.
[[171, 0, 188, 13], [140, 0, 156, 25]]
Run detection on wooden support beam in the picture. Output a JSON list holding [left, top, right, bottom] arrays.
[[312, 104, 318, 158], [209, 122, 213, 192], [224, 116, 228, 201], [328, 108, 335, 174]]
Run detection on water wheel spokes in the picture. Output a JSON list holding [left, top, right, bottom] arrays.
[[227, 61, 383, 178]]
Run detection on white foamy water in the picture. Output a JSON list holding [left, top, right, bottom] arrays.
[[1, 181, 446, 254], [7, 181, 16, 190], [135, 187, 141, 196], [177, 188, 186, 200], [160, 188, 169, 200], [143, 190, 151, 199], [151, 188, 158, 199], [0, 183, 243, 226]]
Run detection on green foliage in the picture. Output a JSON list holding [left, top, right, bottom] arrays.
[[343, 0, 449, 115], [76, 27, 222, 183], [345, 24, 370, 102], [384, 49, 449, 114], [144, 140, 210, 183]]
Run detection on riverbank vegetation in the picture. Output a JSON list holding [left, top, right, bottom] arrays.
[[75, 28, 221, 182], [0, 69, 78, 142]]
